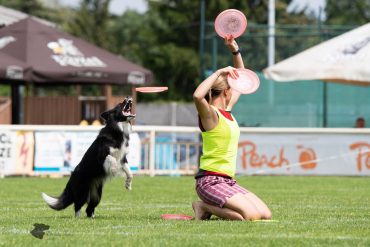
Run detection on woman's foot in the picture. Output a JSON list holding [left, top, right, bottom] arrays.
[[192, 201, 212, 220]]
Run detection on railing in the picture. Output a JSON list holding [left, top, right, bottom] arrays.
[[0, 125, 202, 177], [2, 125, 370, 177], [136, 126, 201, 176]]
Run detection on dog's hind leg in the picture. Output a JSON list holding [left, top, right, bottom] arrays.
[[86, 183, 102, 218], [122, 157, 133, 190], [74, 185, 89, 218]]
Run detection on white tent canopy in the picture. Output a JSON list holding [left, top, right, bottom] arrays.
[[263, 23, 370, 86]]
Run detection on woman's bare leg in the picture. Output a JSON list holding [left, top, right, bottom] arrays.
[[192, 192, 266, 221], [243, 192, 272, 219], [192, 201, 244, 220], [223, 193, 263, 220]]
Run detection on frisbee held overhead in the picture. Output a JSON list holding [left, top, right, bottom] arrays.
[[191, 10, 271, 221]]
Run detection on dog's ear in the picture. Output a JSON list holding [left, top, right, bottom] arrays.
[[100, 110, 111, 122]]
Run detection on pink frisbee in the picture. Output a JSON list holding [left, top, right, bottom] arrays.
[[135, 87, 168, 93], [227, 68, 260, 94], [161, 214, 194, 220], [214, 9, 247, 38]]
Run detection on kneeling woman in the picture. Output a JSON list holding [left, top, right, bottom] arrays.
[[192, 36, 272, 221]]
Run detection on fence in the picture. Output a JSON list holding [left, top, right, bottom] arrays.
[[1, 125, 370, 177], [0, 125, 201, 177]]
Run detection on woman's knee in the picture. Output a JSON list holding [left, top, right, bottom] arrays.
[[239, 208, 262, 221], [261, 209, 272, 219]]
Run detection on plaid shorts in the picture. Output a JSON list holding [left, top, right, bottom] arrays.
[[195, 175, 250, 208]]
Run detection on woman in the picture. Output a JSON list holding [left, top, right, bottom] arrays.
[[192, 35, 272, 221]]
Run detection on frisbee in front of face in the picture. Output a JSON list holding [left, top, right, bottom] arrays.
[[227, 68, 260, 94], [214, 9, 247, 38], [161, 214, 194, 220], [135, 87, 168, 93]]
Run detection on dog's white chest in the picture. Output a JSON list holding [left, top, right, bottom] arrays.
[[109, 145, 127, 161], [103, 122, 131, 176]]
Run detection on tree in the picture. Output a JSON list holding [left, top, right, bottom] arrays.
[[0, 0, 44, 16], [65, 0, 114, 51], [325, 0, 370, 25], [110, 0, 318, 101]]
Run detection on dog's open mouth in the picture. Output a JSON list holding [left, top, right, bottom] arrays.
[[122, 98, 136, 118], [123, 109, 134, 117]]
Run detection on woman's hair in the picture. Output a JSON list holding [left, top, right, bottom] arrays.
[[205, 74, 229, 103]]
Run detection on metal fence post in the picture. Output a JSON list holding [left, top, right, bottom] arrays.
[[149, 129, 156, 177]]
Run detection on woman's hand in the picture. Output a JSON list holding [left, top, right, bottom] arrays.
[[224, 35, 239, 53], [217, 66, 239, 80]]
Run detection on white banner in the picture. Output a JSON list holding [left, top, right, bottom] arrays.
[[0, 130, 16, 176], [34, 131, 98, 173], [127, 133, 141, 173], [34, 131, 140, 174], [237, 133, 370, 176], [0, 130, 34, 176]]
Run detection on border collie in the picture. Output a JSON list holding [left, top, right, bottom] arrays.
[[41, 96, 135, 218]]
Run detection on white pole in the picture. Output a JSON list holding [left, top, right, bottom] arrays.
[[268, 0, 276, 106], [268, 0, 275, 66], [149, 129, 156, 177]]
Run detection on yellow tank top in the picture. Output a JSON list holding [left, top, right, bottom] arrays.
[[199, 106, 240, 177]]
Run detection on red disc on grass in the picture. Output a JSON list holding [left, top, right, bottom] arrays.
[[161, 214, 194, 220]]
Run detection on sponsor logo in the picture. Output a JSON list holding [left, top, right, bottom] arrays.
[[341, 36, 370, 55], [0, 36, 16, 49], [128, 71, 145, 84], [349, 142, 370, 172], [47, 38, 106, 67], [323, 36, 370, 63], [238, 141, 290, 170], [6, 66, 23, 79], [297, 145, 317, 170]]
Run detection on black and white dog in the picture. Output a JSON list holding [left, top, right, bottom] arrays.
[[42, 96, 135, 218]]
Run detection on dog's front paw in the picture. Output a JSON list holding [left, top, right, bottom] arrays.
[[125, 177, 132, 190]]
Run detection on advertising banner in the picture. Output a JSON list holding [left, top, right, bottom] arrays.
[[126, 132, 141, 173], [237, 133, 370, 176], [0, 130, 16, 176], [34, 131, 141, 174], [14, 131, 34, 175], [34, 131, 97, 173], [0, 130, 34, 176]]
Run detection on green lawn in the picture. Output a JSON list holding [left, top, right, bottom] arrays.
[[0, 176, 369, 246]]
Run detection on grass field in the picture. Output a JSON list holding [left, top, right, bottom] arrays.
[[0, 176, 369, 246]]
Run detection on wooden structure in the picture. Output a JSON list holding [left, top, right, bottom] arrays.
[[0, 97, 11, 124], [22, 85, 137, 125], [0, 18, 151, 124]]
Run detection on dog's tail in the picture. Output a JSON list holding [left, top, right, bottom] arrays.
[[41, 186, 73, 211]]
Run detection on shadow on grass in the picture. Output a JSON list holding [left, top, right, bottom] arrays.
[[30, 223, 50, 239]]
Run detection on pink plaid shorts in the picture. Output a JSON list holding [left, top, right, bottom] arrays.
[[195, 176, 250, 208]]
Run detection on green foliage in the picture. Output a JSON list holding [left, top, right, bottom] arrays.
[[0, 0, 44, 15], [0, 85, 10, 96], [325, 0, 370, 25], [0, 176, 369, 246], [0, 0, 368, 102], [32, 85, 75, 97], [65, 0, 114, 51]]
